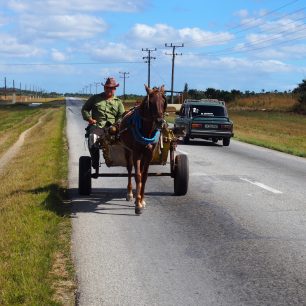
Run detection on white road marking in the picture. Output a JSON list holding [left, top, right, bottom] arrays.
[[240, 178, 283, 194]]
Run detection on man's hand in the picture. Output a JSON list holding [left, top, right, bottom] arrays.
[[88, 118, 97, 125]]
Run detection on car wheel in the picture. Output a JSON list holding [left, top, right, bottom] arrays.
[[223, 138, 230, 146]]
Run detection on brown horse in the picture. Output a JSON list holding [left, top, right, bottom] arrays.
[[119, 85, 167, 215]]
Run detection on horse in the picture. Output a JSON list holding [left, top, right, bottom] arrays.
[[119, 85, 167, 215]]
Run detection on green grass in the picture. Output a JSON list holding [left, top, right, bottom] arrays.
[[0, 105, 44, 157], [229, 110, 306, 157], [0, 106, 75, 305]]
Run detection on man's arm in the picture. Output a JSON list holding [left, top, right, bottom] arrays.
[[81, 96, 95, 122], [116, 100, 125, 121]]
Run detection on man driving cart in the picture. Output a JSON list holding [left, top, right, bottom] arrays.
[[81, 77, 125, 177]]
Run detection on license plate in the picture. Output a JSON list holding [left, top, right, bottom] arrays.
[[205, 124, 218, 128]]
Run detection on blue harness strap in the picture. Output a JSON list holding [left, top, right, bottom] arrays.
[[128, 109, 160, 145]]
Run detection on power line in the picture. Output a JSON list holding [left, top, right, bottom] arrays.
[[183, 0, 301, 47], [0, 61, 143, 66], [197, 20, 306, 57], [225, 0, 300, 31]]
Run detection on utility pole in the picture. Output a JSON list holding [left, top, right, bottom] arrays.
[[119, 71, 130, 101], [94, 82, 100, 94], [142, 48, 156, 87], [4, 77, 6, 100], [165, 43, 184, 104], [12, 80, 16, 103]]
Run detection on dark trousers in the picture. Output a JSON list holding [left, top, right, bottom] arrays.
[[89, 145, 99, 170]]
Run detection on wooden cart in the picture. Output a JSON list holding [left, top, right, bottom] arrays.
[[78, 124, 189, 196]]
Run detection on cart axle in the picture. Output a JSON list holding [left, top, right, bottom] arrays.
[[92, 172, 172, 178]]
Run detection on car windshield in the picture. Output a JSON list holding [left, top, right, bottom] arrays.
[[190, 105, 226, 117]]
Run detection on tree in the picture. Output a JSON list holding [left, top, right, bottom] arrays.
[[183, 83, 188, 93], [292, 79, 306, 114], [293, 79, 306, 94]]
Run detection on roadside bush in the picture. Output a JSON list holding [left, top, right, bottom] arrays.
[[292, 93, 306, 115]]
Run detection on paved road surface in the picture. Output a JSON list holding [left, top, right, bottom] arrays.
[[67, 98, 306, 306]]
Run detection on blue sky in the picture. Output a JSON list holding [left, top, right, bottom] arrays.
[[0, 0, 306, 95]]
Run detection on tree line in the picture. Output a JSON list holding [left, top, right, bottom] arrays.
[[182, 82, 297, 103]]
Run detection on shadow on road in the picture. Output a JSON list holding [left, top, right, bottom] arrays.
[[178, 139, 223, 147], [68, 187, 171, 217]]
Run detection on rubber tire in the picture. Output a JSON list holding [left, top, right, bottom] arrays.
[[79, 156, 92, 195], [174, 154, 189, 196], [223, 138, 230, 146]]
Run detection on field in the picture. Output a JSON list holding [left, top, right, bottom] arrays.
[[229, 93, 297, 111], [229, 110, 306, 157], [0, 95, 64, 104], [0, 103, 75, 305]]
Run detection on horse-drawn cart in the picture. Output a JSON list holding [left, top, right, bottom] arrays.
[[78, 123, 188, 196], [79, 85, 188, 215]]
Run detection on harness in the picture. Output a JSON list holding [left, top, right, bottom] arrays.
[[127, 108, 160, 145]]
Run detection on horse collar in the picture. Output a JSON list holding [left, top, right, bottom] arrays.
[[128, 109, 160, 145]]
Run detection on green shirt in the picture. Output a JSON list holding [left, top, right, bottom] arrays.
[[81, 93, 125, 128]]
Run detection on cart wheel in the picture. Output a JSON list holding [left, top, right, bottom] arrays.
[[79, 156, 92, 195], [174, 154, 189, 196]]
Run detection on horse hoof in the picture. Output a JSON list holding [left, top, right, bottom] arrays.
[[135, 206, 143, 215], [141, 200, 146, 208], [126, 194, 133, 201]]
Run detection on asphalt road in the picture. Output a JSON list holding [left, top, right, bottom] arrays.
[[67, 98, 306, 306]]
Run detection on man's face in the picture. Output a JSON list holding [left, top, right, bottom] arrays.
[[104, 86, 116, 99]]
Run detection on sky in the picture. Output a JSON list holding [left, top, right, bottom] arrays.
[[0, 0, 306, 95]]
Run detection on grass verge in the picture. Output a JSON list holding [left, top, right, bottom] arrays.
[[0, 101, 66, 158], [0, 105, 44, 157], [229, 110, 306, 157], [0, 106, 75, 305]]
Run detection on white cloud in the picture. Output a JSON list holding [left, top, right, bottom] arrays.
[[235, 9, 249, 18], [7, 0, 28, 11], [281, 44, 306, 58], [179, 27, 233, 46], [51, 49, 68, 61], [0, 33, 43, 57], [20, 14, 107, 40], [177, 53, 292, 74], [5, 0, 147, 13], [244, 44, 306, 60], [85, 42, 139, 61], [127, 23, 233, 48]]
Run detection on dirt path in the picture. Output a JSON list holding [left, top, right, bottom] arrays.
[[0, 112, 51, 175]]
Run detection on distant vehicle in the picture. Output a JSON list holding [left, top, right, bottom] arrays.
[[174, 99, 234, 146]]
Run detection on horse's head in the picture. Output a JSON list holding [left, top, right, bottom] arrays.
[[141, 84, 167, 128]]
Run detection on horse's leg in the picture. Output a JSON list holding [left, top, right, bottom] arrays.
[[125, 149, 133, 201], [139, 157, 151, 208], [134, 158, 143, 215]]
